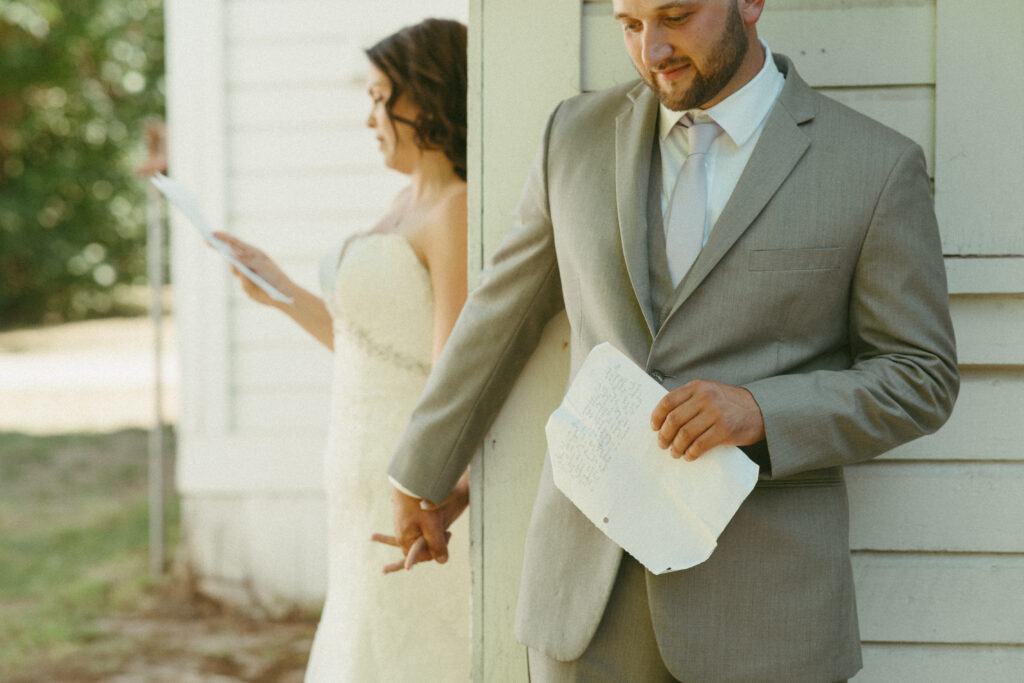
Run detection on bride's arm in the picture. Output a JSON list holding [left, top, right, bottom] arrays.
[[215, 232, 334, 350], [372, 187, 470, 573], [421, 189, 468, 363]]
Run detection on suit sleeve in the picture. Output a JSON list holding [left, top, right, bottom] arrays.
[[744, 142, 960, 479], [388, 107, 567, 505]]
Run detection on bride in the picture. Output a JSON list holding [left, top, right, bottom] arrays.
[[218, 19, 471, 682]]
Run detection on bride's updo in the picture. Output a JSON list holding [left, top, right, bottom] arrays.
[[366, 19, 468, 181]]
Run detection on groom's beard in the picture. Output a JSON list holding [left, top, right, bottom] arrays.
[[638, 4, 749, 111]]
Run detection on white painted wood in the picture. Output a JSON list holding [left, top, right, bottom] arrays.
[[847, 462, 1024, 552], [177, 433, 327, 492], [228, 173, 395, 217], [229, 128, 378, 173], [935, 0, 1024, 256], [580, 3, 638, 91], [228, 85, 356, 129], [226, 0, 467, 43], [233, 305, 329, 347], [756, 5, 935, 87], [227, 39, 367, 87], [166, 0, 232, 434], [181, 495, 328, 614], [228, 216, 385, 260], [233, 347, 333, 389], [882, 368, 1024, 462], [233, 391, 331, 431], [476, 314, 570, 682], [947, 257, 1024, 294], [581, 2, 936, 92], [853, 553, 1024, 644], [819, 86, 934, 173], [857, 644, 1024, 683], [949, 295, 1024, 366], [471, 0, 580, 677]]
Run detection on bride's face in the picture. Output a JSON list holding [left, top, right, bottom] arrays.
[[365, 64, 421, 174]]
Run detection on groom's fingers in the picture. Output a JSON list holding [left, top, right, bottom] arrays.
[[418, 513, 450, 564]]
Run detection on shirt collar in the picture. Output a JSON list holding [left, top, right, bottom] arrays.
[[658, 42, 784, 146]]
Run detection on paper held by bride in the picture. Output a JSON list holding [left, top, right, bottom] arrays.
[[546, 343, 759, 575], [149, 172, 293, 304]]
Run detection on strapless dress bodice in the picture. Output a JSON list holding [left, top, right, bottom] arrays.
[[320, 231, 434, 384]]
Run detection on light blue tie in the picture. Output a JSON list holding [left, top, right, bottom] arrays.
[[664, 114, 722, 287]]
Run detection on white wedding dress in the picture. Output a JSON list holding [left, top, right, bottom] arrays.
[[304, 232, 471, 682]]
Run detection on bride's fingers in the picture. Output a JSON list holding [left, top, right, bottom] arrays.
[[371, 532, 400, 547], [382, 559, 406, 574], [404, 537, 428, 571]]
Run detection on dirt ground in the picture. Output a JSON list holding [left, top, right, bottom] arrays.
[[0, 317, 319, 682], [5, 584, 318, 683]]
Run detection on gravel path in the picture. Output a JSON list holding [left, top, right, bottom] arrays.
[[0, 316, 179, 434]]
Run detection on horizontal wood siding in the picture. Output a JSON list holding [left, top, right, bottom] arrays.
[[218, 0, 465, 437]]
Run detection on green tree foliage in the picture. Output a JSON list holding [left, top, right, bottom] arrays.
[[0, 0, 164, 328]]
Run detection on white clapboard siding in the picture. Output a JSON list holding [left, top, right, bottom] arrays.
[[847, 462, 1024, 551], [581, 2, 935, 88], [227, 39, 368, 87], [233, 347, 333, 390], [171, 0, 468, 615], [177, 433, 327, 492], [883, 368, 1024, 462], [182, 495, 328, 614], [233, 389, 333, 432], [582, 3, 939, 174], [227, 86, 355, 129], [227, 173, 394, 218], [229, 128, 379, 173], [470, 0, 580, 678], [818, 86, 935, 174], [860, 644, 1024, 683], [228, 215, 387, 259], [935, 0, 1024, 256], [949, 295, 1024, 366], [854, 553, 1024, 644], [233, 304, 329, 347], [225, 0, 466, 43]]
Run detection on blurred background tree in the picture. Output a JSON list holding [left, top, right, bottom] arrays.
[[0, 0, 165, 329]]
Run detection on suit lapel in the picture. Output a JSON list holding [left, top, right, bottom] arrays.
[[662, 57, 818, 324], [615, 84, 661, 338]]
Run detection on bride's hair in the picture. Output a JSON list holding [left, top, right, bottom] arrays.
[[366, 19, 468, 181]]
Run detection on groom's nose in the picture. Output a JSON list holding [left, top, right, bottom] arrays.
[[642, 28, 673, 66]]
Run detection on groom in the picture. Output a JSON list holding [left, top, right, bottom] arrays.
[[388, 0, 958, 680]]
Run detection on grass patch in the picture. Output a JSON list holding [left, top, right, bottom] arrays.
[[0, 428, 178, 673]]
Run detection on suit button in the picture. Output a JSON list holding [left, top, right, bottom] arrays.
[[650, 369, 666, 383]]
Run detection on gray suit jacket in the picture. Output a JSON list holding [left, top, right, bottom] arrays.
[[389, 56, 958, 682]]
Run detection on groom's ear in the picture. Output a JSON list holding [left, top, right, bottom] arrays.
[[739, 0, 766, 27]]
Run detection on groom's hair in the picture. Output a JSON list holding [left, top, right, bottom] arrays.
[[366, 18, 468, 181]]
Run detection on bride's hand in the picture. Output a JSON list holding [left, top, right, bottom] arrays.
[[214, 232, 293, 307], [372, 471, 470, 574], [371, 531, 451, 574]]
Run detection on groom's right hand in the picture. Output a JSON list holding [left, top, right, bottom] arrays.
[[390, 486, 450, 567]]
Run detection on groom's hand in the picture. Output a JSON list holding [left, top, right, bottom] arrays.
[[389, 486, 450, 567], [651, 379, 765, 461]]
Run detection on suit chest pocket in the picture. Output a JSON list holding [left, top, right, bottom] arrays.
[[748, 247, 844, 272]]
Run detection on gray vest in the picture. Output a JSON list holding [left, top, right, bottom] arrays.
[[646, 141, 677, 331]]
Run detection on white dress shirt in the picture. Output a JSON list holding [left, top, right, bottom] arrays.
[[659, 43, 785, 245]]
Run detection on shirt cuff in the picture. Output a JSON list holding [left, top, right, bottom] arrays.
[[389, 475, 426, 501]]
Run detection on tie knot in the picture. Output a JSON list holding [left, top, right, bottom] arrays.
[[681, 114, 722, 156]]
